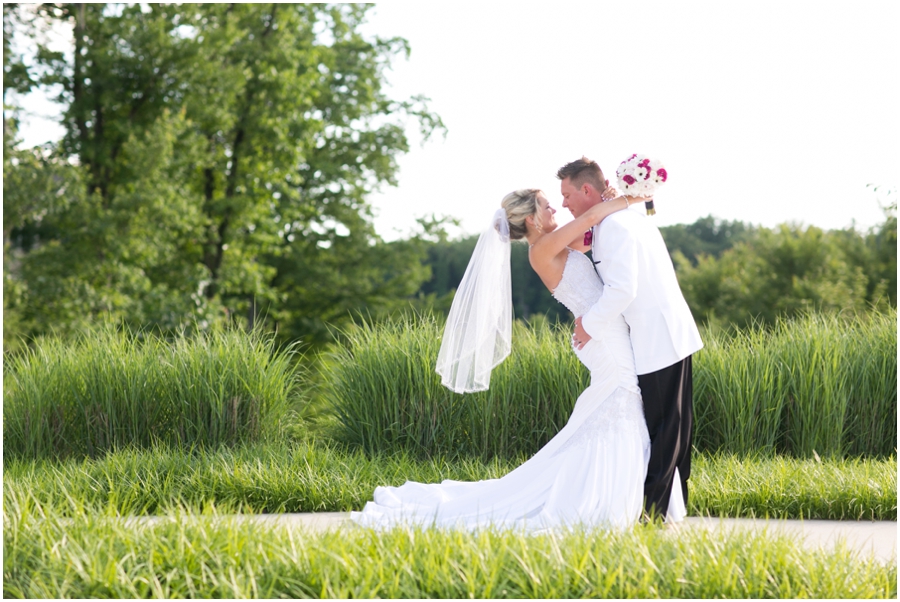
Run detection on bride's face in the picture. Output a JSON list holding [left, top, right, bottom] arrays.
[[535, 193, 558, 233]]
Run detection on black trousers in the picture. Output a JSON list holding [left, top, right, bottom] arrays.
[[637, 355, 693, 517]]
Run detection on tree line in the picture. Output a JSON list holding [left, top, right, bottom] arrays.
[[414, 211, 897, 332]]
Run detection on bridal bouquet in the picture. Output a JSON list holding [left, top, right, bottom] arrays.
[[616, 154, 667, 214]]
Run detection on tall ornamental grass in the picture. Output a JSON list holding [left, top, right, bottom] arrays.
[[694, 309, 897, 458], [3, 326, 303, 460], [324, 314, 589, 459], [327, 310, 896, 460]]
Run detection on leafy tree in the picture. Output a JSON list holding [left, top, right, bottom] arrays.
[[675, 220, 894, 330], [416, 234, 571, 324], [659, 215, 754, 265], [3, 4, 36, 112], [4, 3, 443, 347], [861, 193, 897, 308]]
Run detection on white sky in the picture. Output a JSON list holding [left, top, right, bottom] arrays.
[[13, 2, 899, 241], [361, 1, 899, 239]]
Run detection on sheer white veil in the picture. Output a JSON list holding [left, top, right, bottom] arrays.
[[435, 207, 513, 393]]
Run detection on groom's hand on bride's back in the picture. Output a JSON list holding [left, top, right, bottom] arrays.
[[573, 317, 592, 350]]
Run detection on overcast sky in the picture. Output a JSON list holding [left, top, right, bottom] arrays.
[[360, 1, 899, 239], [14, 2, 899, 241]]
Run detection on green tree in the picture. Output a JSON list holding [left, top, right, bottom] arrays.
[[675, 222, 891, 329], [862, 192, 897, 308], [3, 5, 34, 117], [659, 215, 754, 266], [417, 234, 569, 324], [415, 211, 897, 333], [4, 3, 443, 346]]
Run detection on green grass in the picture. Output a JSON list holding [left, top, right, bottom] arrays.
[[4, 442, 895, 520], [3, 499, 894, 598], [3, 325, 305, 460], [326, 310, 897, 459], [324, 314, 590, 459], [6, 310, 893, 462], [689, 453, 897, 520], [4, 313, 896, 598], [694, 310, 897, 458]]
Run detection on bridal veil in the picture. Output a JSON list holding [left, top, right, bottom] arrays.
[[435, 208, 513, 393]]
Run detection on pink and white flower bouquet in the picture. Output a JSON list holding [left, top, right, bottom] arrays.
[[616, 154, 667, 214]]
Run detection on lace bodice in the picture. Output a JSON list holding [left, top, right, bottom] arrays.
[[552, 249, 605, 318], [551, 248, 636, 387]]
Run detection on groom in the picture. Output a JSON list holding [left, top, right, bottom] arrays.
[[557, 156, 703, 520]]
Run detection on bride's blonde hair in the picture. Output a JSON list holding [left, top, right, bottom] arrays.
[[501, 189, 541, 241]]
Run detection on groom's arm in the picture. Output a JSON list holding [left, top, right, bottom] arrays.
[[581, 219, 639, 339]]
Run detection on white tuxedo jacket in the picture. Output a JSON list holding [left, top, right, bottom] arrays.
[[584, 206, 703, 375]]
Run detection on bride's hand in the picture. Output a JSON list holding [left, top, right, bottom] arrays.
[[600, 186, 619, 202], [573, 317, 592, 350], [584, 193, 637, 222]]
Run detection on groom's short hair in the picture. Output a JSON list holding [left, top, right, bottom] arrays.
[[556, 157, 607, 193]]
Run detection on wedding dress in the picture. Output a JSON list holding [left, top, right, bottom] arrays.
[[351, 249, 686, 531]]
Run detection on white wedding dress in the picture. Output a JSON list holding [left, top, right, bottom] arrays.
[[351, 249, 686, 531]]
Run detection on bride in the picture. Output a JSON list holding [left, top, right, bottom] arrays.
[[351, 188, 686, 531]]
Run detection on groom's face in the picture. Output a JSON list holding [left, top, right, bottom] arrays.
[[560, 178, 593, 218]]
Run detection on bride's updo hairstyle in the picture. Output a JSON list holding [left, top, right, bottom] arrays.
[[501, 188, 542, 241]]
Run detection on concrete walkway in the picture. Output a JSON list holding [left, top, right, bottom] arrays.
[[122, 512, 897, 563], [680, 516, 896, 563]]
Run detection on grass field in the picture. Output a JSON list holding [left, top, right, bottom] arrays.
[[4, 499, 895, 598], [3, 311, 896, 598], [693, 310, 897, 458], [5, 442, 895, 520]]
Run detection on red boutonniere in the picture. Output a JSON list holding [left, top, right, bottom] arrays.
[[583, 229, 593, 246]]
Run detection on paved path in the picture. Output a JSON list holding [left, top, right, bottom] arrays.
[[122, 513, 897, 563], [680, 516, 896, 563]]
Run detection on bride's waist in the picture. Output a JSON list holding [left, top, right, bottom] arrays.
[[573, 313, 630, 334], [572, 322, 636, 377]]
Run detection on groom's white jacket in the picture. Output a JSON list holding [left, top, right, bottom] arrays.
[[584, 206, 703, 375]]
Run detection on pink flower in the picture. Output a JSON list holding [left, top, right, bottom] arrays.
[[623, 175, 636, 185], [583, 230, 593, 246], [657, 168, 667, 182], [637, 159, 651, 178]]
